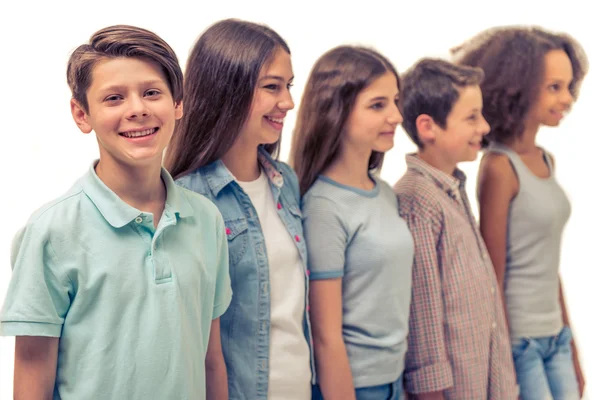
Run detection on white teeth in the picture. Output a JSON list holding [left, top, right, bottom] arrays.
[[266, 116, 283, 124], [121, 128, 155, 138]]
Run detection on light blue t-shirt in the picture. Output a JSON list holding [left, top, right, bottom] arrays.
[[303, 175, 414, 388], [0, 163, 232, 399]]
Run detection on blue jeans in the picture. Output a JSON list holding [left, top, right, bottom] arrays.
[[512, 325, 578, 400], [312, 374, 404, 400]]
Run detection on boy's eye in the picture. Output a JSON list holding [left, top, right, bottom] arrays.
[[104, 94, 122, 102], [145, 89, 161, 97], [370, 102, 385, 110], [264, 84, 279, 91]]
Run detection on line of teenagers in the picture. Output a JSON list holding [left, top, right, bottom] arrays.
[[0, 19, 587, 400]]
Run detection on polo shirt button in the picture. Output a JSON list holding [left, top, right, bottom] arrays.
[[491, 286, 496, 294], [492, 322, 497, 329], [135, 217, 143, 224]]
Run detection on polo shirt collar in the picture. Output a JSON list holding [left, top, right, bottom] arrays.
[[81, 161, 193, 228]]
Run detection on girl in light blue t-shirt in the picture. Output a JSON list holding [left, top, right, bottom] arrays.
[[291, 46, 414, 400]]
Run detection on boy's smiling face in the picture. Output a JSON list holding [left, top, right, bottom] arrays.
[[71, 56, 182, 170], [418, 84, 490, 173], [436, 84, 490, 164]]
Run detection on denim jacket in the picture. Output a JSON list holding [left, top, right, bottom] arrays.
[[175, 147, 315, 399]]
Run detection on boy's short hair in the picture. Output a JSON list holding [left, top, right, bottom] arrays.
[[67, 25, 183, 113], [401, 58, 484, 148]]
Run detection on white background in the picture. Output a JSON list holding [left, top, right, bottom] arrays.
[[0, 0, 597, 398]]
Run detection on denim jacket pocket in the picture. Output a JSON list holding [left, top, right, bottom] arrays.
[[224, 217, 249, 265]]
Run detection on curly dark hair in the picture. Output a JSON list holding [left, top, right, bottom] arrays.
[[452, 26, 588, 146]]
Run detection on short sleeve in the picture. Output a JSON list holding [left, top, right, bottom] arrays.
[[1, 225, 72, 337], [302, 195, 348, 280], [212, 213, 232, 320]]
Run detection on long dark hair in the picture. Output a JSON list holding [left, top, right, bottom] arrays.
[[290, 46, 400, 196], [165, 19, 290, 179], [452, 26, 588, 146]]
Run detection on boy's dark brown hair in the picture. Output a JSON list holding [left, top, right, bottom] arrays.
[[452, 26, 588, 146], [165, 19, 290, 179], [67, 24, 183, 113], [290, 46, 400, 196], [401, 58, 484, 148]]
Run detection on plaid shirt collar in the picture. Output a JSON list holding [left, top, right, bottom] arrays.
[[405, 153, 466, 200]]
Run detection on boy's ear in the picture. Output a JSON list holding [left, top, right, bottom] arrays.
[[70, 98, 92, 134], [415, 114, 437, 144], [174, 100, 183, 120]]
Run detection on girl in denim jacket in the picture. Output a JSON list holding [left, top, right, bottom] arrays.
[[165, 18, 313, 400]]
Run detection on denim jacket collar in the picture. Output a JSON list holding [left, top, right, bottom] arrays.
[[205, 146, 284, 198]]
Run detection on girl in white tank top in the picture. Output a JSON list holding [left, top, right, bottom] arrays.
[[453, 26, 588, 400]]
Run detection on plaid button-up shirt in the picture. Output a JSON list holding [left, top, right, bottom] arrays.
[[394, 154, 518, 399]]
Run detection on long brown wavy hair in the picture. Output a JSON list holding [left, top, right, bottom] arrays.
[[452, 26, 588, 146], [290, 46, 400, 196], [165, 19, 290, 179]]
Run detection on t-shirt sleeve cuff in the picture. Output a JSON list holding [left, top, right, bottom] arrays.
[[404, 361, 454, 394], [309, 270, 343, 280], [0, 321, 62, 337], [212, 288, 233, 320]]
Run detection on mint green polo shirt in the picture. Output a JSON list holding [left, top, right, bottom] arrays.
[[0, 162, 232, 399]]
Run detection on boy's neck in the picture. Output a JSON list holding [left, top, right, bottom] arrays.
[[222, 139, 261, 182], [324, 146, 374, 190], [95, 158, 166, 226], [417, 148, 457, 177]]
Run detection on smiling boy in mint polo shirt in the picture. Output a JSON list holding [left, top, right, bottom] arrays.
[[0, 25, 231, 399]]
